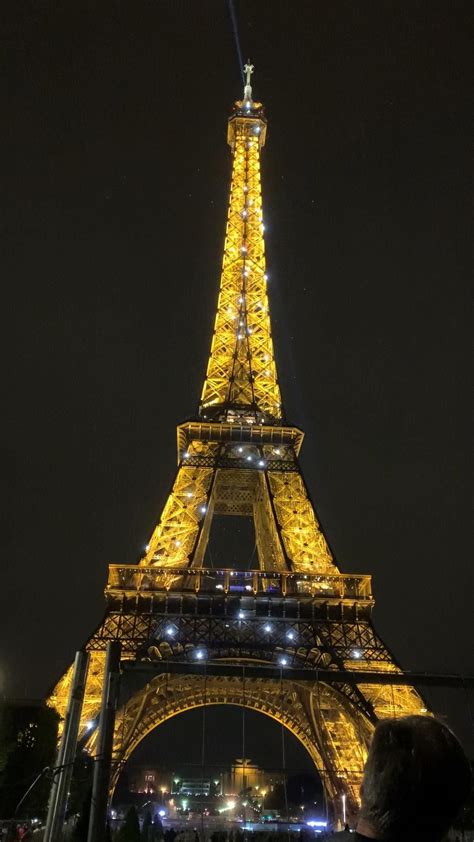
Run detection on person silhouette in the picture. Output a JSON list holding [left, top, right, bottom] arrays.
[[354, 715, 470, 840]]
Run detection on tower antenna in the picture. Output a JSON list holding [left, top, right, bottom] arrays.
[[227, 0, 245, 86]]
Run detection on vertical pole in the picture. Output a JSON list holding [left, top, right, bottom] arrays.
[[44, 649, 90, 842], [87, 641, 121, 842]]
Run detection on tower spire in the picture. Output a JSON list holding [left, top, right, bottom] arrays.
[[243, 60, 254, 101], [199, 66, 281, 424]]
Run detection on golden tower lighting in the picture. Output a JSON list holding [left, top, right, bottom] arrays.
[[49, 66, 427, 820]]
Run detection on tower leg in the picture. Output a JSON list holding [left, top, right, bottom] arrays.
[[87, 641, 121, 842], [44, 649, 90, 842]]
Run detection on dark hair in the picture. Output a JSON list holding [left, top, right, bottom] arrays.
[[359, 715, 471, 840]]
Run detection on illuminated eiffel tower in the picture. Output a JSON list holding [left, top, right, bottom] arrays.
[[49, 66, 425, 822]]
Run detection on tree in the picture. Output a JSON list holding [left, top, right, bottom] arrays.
[[0, 701, 59, 819], [141, 810, 152, 842], [453, 760, 474, 833], [117, 805, 141, 842], [68, 752, 94, 820], [286, 773, 323, 809], [264, 783, 286, 811], [74, 786, 92, 842], [152, 815, 163, 841]]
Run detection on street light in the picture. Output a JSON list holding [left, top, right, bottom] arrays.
[[342, 793, 347, 825]]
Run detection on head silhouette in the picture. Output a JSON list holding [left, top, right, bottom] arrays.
[[357, 715, 471, 840]]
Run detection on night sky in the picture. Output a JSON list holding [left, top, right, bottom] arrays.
[[2, 0, 472, 768]]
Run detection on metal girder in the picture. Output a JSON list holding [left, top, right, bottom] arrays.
[[176, 422, 305, 457], [49, 602, 430, 747], [121, 660, 474, 689], [106, 567, 373, 602], [267, 470, 336, 573]]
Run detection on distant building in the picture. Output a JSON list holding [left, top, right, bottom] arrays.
[[171, 775, 221, 797], [175, 779, 211, 796], [126, 758, 282, 800], [127, 766, 171, 794], [223, 759, 284, 796]]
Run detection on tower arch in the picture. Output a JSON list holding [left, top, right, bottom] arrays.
[[106, 671, 373, 812]]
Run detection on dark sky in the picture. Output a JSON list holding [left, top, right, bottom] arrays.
[[2, 0, 472, 765], [128, 706, 317, 781]]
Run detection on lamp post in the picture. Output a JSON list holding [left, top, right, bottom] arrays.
[[341, 794, 347, 826]]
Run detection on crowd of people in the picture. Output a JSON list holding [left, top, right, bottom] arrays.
[[1, 715, 471, 842]]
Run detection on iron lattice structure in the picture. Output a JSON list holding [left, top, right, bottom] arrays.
[[49, 78, 426, 818]]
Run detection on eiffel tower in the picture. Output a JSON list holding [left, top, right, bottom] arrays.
[[49, 66, 426, 822]]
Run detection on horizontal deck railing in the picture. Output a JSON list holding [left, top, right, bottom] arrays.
[[106, 565, 373, 603]]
